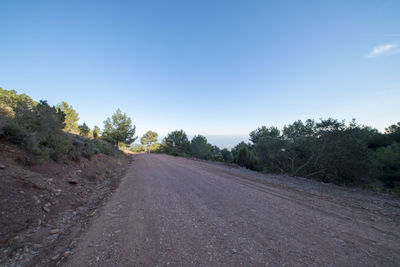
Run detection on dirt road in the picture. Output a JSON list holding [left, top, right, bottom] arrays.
[[65, 154, 400, 266]]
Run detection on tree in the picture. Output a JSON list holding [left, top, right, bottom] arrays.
[[237, 146, 250, 167], [190, 135, 211, 159], [221, 148, 233, 162], [140, 130, 158, 152], [250, 126, 280, 144], [78, 123, 90, 137], [0, 87, 36, 118], [56, 101, 79, 133], [101, 108, 137, 148], [92, 125, 100, 139], [161, 130, 190, 155]]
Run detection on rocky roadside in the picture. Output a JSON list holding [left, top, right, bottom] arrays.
[[0, 142, 132, 267]]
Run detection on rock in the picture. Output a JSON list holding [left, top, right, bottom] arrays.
[[50, 229, 60, 234], [51, 254, 59, 261], [68, 179, 79, 185], [64, 251, 71, 257], [45, 202, 51, 207], [55, 189, 62, 196], [0, 164, 5, 169], [33, 196, 41, 205], [43, 206, 50, 213], [231, 248, 237, 254]]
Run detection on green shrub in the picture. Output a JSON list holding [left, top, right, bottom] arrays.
[[92, 139, 116, 156], [4, 121, 27, 145], [82, 139, 100, 159], [44, 133, 73, 162]]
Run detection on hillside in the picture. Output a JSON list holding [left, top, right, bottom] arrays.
[[0, 140, 130, 265]]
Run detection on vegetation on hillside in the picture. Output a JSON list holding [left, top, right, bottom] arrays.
[[0, 88, 136, 164]]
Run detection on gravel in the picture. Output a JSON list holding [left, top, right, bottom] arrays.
[[63, 154, 400, 266]]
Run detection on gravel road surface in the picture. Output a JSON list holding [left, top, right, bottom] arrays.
[[65, 153, 400, 266]]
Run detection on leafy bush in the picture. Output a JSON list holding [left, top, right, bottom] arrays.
[[44, 133, 73, 162]]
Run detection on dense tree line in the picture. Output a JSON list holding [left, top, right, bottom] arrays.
[[160, 119, 400, 195], [0, 88, 136, 163]]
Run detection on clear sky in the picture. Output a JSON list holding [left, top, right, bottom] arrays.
[[1, 0, 399, 147]]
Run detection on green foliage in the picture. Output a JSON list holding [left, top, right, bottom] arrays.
[[0, 87, 36, 118], [190, 135, 211, 159], [78, 123, 90, 137], [56, 101, 79, 133], [250, 126, 280, 144], [130, 143, 146, 153], [221, 148, 233, 162], [237, 146, 250, 167], [140, 130, 158, 152], [101, 108, 137, 148], [43, 133, 74, 162], [209, 145, 223, 161], [231, 142, 257, 169], [252, 119, 377, 186], [1, 88, 119, 164], [161, 130, 190, 156], [92, 125, 100, 139], [91, 138, 116, 156], [150, 142, 161, 152], [374, 142, 400, 188]]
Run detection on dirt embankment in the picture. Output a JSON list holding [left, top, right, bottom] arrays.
[[0, 141, 131, 266]]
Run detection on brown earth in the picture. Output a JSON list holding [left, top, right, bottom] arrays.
[[0, 141, 131, 266], [59, 153, 400, 266]]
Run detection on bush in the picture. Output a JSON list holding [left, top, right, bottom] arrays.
[[43, 133, 73, 162], [92, 139, 116, 156], [4, 121, 27, 145], [82, 139, 100, 159]]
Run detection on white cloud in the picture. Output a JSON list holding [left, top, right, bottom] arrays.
[[366, 43, 398, 58]]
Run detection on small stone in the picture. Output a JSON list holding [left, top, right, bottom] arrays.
[[0, 164, 5, 169], [33, 243, 42, 249], [55, 189, 62, 196], [45, 202, 51, 207], [231, 249, 237, 254], [50, 229, 60, 234], [43, 206, 50, 213], [33, 196, 41, 204], [68, 179, 79, 185], [51, 254, 59, 261], [64, 251, 71, 257]]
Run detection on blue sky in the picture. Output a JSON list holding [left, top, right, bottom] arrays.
[[1, 0, 399, 147]]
